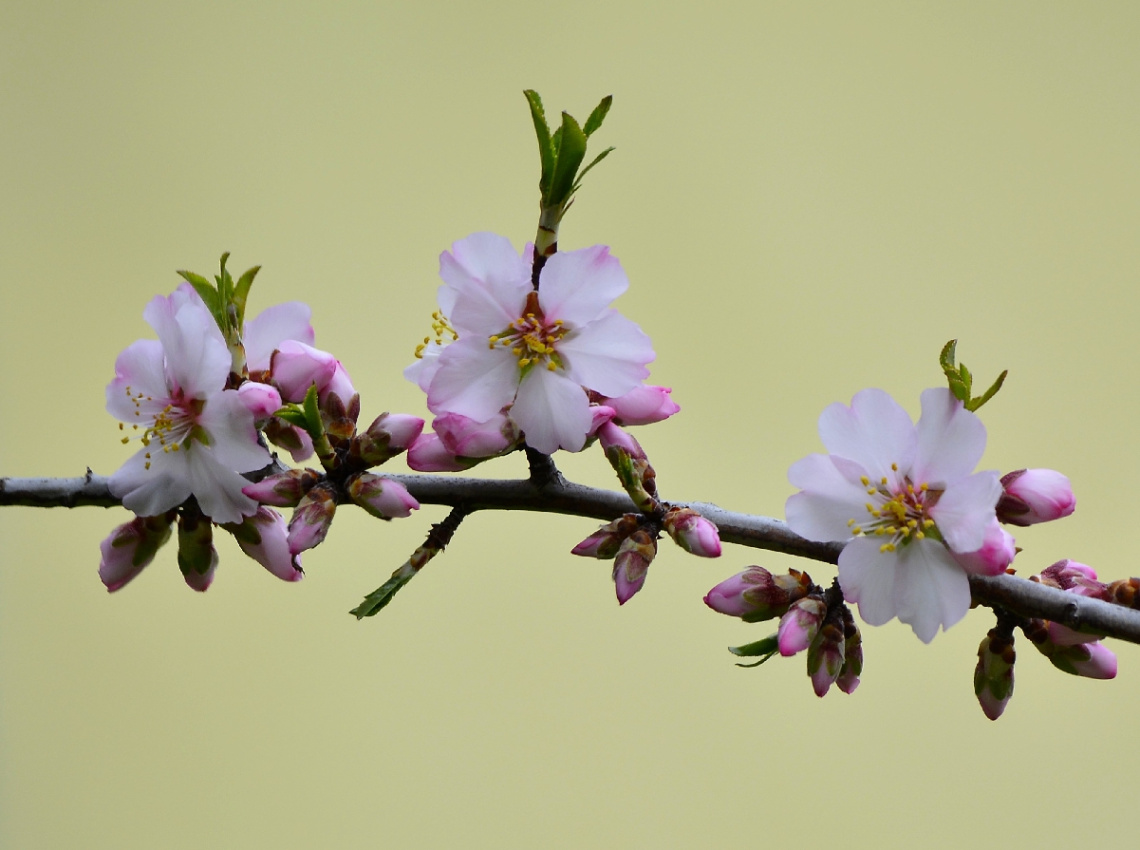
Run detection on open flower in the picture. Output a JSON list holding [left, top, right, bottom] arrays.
[[106, 286, 270, 524], [786, 388, 1002, 643], [412, 233, 655, 454]]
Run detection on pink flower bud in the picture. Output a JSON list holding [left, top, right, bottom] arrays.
[[177, 511, 218, 592], [242, 468, 320, 508], [287, 484, 337, 555], [777, 597, 827, 657], [236, 381, 283, 425], [974, 629, 1016, 721], [1046, 621, 1102, 646], [703, 567, 812, 621], [596, 421, 646, 460], [225, 507, 303, 582], [587, 405, 616, 437], [354, 413, 426, 467], [98, 514, 175, 592], [571, 514, 639, 559], [406, 433, 471, 472], [997, 469, 1076, 526], [837, 606, 862, 694], [347, 473, 420, 519], [613, 529, 657, 605], [663, 507, 722, 557], [952, 519, 1016, 576], [1068, 642, 1117, 679], [603, 385, 680, 426], [807, 619, 846, 697], [271, 341, 338, 402], [263, 417, 315, 463], [322, 363, 356, 408], [434, 411, 520, 458]]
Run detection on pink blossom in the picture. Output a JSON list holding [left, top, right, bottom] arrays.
[[405, 434, 471, 472], [347, 474, 420, 519], [601, 385, 680, 426], [243, 302, 315, 373], [786, 388, 1002, 643], [952, 519, 1016, 576], [662, 507, 722, 557], [270, 341, 355, 404], [107, 287, 270, 525], [237, 381, 283, 424], [98, 514, 174, 591], [613, 529, 656, 604], [777, 597, 826, 656], [418, 233, 655, 454], [997, 469, 1075, 526], [703, 567, 811, 621], [228, 507, 303, 582]]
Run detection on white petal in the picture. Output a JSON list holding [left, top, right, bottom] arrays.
[[427, 339, 519, 421], [109, 448, 192, 518], [144, 292, 230, 398], [537, 245, 628, 326], [931, 470, 1002, 553], [511, 368, 593, 453], [838, 537, 903, 627], [244, 302, 314, 371], [197, 390, 271, 473], [185, 443, 258, 524], [818, 388, 916, 481], [786, 455, 871, 541], [403, 341, 445, 393], [557, 311, 653, 397], [106, 340, 169, 421], [913, 388, 987, 485], [893, 539, 972, 643], [440, 233, 530, 335]]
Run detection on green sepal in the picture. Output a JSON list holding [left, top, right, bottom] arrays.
[[274, 404, 309, 429], [728, 634, 780, 668], [548, 112, 588, 209], [939, 339, 1008, 412], [582, 94, 612, 137], [273, 385, 324, 442], [350, 571, 413, 619], [524, 90, 555, 196]]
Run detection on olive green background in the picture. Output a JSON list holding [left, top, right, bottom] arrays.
[[2, 2, 1138, 847]]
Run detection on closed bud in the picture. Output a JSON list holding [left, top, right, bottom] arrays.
[[242, 468, 321, 507], [347, 473, 420, 519], [1107, 577, 1140, 609], [777, 596, 827, 657], [613, 529, 657, 605], [236, 380, 283, 425], [836, 605, 862, 694], [571, 514, 640, 559], [703, 566, 812, 622], [1023, 618, 1118, 679], [663, 507, 722, 558], [223, 507, 303, 582], [806, 612, 846, 697], [287, 484, 337, 555], [602, 385, 680, 427], [1035, 559, 1109, 600], [177, 510, 218, 592], [263, 417, 315, 463], [952, 519, 1016, 576], [597, 422, 658, 512], [98, 513, 175, 592], [974, 629, 1016, 720], [997, 469, 1076, 526], [354, 413, 426, 466]]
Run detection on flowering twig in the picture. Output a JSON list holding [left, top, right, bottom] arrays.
[[5, 471, 1140, 644]]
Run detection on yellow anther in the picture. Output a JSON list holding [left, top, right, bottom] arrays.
[[519, 358, 530, 367], [915, 531, 925, 540], [852, 527, 863, 536], [880, 477, 888, 486], [920, 482, 928, 491], [860, 476, 870, 486], [847, 518, 856, 527], [907, 484, 915, 494], [907, 519, 917, 528], [880, 543, 896, 553], [546, 361, 556, 371], [924, 519, 935, 529], [865, 502, 875, 512], [891, 463, 898, 471], [120, 436, 130, 444], [866, 487, 875, 495]]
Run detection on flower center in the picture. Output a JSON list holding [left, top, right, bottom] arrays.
[[847, 463, 943, 553], [118, 385, 201, 470], [487, 292, 568, 372], [414, 310, 458, 359]]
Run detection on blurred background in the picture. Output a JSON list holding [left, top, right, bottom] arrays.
[[3, 1, 1138, 847]]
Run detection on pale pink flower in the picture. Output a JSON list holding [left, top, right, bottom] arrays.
[[952, 519, 1016, 576], [271, 341, 355, 404], [242, 302, 315, 373], [419, 233, 655, 454], [601, 385, 680, 426], [107, 287, 270, 525], [786, 388, 1002, 643]]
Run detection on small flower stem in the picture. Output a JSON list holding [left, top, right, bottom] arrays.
[[532, 207, 560, 288]]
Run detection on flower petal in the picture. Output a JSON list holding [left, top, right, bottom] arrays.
[[197, 390, 271, 473], [537, 245, 629, 327], [893, 539, 971, 643], [786, 455, 870, 542], [818, 389, 916, 482], [838, 536, 904, 628], [185, 443, 259, 524], [106, 339, 169, 421], [557, 311, 654, 397], [109, 448, 193, 518], [440, 233, 530, 335], [143, 290, 229, 398], [913, 388, 987, 485], [244, 302, 314, 371], [511, 368, 593, 453], [427, 338, 520, 421], [931, 470, 1001, 553]]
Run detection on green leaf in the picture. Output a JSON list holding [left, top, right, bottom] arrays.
[[233, 265, 261, 327], [301, 384, 321, 433], [570, 146, 615, 194], [968, 369, 1008, 412], [939, 339, 957, 373], [958, 361, 973, 395], [176, 270, 220, 318], [548, 112, 588, 208], [728, 635, 779, 657], [350, 572, 413, 619], [946, 376, 970, 403], [524, 90, 554, 195], [582, 94, 613, 137], [274, 404, 309, 429]]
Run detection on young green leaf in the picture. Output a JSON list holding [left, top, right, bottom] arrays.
[[350, 571, 413, 618], [523, 90, 555, 194], [548, 112, 588, 208], [582, 94, 613, 137], [233, 265, 261, 327]]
